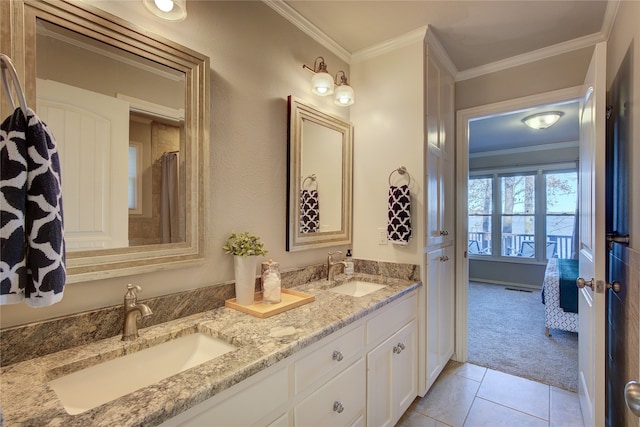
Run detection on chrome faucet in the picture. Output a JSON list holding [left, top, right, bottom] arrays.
[[122, 284, 153, 341], [327, 251, 348, 281]]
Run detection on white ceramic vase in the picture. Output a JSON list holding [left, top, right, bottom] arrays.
[[233, 255, 257, 305]]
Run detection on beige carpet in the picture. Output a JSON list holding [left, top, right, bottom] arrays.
[[467, 281, 578, 392]]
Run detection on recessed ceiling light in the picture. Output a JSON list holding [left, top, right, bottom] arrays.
[[521, 111, 564, 130]]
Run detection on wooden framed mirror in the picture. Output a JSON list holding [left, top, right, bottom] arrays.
[[3, 0, 209, 282], [287, 96, 353, 251]]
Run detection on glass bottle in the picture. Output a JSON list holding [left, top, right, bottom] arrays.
[[261, 260, 281, 304], [345, 249, 354, 275]]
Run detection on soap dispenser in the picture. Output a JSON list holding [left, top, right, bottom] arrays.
[[345, 250, 354, 275]]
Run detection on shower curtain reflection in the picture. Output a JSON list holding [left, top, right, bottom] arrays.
[[161, 151, 179, 243]]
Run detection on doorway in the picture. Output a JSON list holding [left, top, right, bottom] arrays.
[[455, 87, 583, 389]]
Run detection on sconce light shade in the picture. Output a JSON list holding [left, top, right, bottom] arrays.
[[522, 111, 564, 129], [311, 71, 334, 96], [143, 0, 187, 21], [334, 71, 354, 106]]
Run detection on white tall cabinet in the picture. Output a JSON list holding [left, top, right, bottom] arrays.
[[424, 35, 456, 390]]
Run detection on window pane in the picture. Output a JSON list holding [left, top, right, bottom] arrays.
[[546, 171, 577, 259], [469, 177, 492, 214], [469, 215, 491, 255], [546, 215, 574, 259], [501, 175, 535, 214], [469, 177, 492, 255], [128, 146, 138, 210], [501, 215, 535, 257]]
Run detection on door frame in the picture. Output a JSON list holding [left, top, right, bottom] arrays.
[[454, 86, 582, 362]]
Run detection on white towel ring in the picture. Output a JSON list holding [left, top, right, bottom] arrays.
[[388, 166, 410, 186], [0, 54, 29, 117]]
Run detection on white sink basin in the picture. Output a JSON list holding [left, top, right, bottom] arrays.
[[48, 332, 236, 415], [329, 281, 386, 297]]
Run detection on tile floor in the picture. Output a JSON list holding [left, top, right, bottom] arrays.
[[396, 361, 584, 427]]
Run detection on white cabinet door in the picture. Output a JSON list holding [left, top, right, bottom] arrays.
[[425, 53, 455, 249], [426, 245, 454, 389], [367, 320, 418, 427]]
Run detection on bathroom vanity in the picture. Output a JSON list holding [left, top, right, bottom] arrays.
[[0, 275, 419, 426]]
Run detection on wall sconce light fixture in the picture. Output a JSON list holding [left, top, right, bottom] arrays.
[[305, 57, 334, 96], [303, 57, 355, 106], [522, 111, 564, 129], [143, 0, 187, 21], [334, 71, 354, 106]]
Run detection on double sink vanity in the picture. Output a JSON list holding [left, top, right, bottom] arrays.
[[1, 273, 420, 426]]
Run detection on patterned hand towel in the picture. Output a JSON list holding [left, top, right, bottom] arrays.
[[1, 108, 66, 307], [387, 185, 411, 245], [300, 189, 320, 233]]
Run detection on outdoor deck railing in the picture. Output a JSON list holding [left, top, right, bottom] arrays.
[[468, 232, 574, 259]]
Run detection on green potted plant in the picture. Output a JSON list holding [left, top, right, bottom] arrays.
[[223, 232, 268, 305]]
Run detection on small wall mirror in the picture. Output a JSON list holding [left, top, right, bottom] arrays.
[[287, 96, 352, 251], [8, 0, 209, 282]]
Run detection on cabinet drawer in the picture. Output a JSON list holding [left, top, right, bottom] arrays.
[[295, 359, 365, 427], [366, 293, 417, 347], [295, 324, 365, 392]]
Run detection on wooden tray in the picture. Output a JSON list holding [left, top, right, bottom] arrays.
[[225, 288, 315, 318]]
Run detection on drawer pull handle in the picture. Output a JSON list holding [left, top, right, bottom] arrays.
[[332, 350, 344, 361], [333, 401, 344, 413], [393, 342, 406, 354]]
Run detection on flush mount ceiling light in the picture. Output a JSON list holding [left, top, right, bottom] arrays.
[[143, 0, 187, 21], [521, 111, 565, 129], [334, 71, 354, 106]]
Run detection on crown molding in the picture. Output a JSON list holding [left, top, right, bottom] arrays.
[[469, 140, 579, 159], [424, 26, 458, 78], [600, 0, 620, 40], [262, 0, 351, 63], [350, 26, 427, 63], [456, 32, 605, 81], [263, 0, 617, 80]]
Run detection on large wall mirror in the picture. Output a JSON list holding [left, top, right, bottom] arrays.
[[287, 96, 352, 251], [5, 0, 209, 282]]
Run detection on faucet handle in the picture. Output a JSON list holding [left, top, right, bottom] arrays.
[[125, 284, 142, 302], [127, 284, 142, 293]]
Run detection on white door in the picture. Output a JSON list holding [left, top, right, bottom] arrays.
[[37, 79, 130, 250], [577, 41, 607, 427]]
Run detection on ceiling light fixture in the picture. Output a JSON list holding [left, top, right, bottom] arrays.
[[521, 111, 564, 129], [143, 0, 187, 21], [302, 57, 355, 106]]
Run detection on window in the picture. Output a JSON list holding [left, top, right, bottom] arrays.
[[545, 171, 578, 259], [468, 177, 492, 255], [500, 174, 535, 257], [468, 167, 577, 261], [128, 143, 143, 214]]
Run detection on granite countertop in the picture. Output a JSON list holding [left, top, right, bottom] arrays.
[[0, 274, 420, 426]]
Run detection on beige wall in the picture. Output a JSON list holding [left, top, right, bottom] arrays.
[[350, 40, 425, 265], [456, 48, 593, 111], [1, 1, 351, 328]]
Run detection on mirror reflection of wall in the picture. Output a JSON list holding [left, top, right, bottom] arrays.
[[300, 120, 342, 233], [34, 18, 186, 251], [287, 96, 352, 251]]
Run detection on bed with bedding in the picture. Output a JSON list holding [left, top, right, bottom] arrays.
[[541, 258, 579, 336]]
